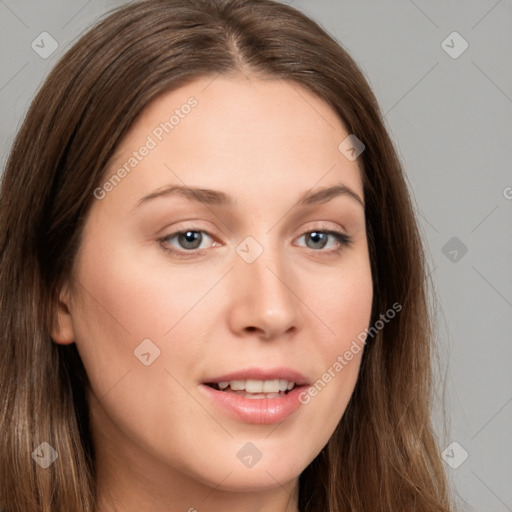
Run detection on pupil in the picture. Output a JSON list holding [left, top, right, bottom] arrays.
[[307, 231, 326, 249], [180, 231, 201, 249]]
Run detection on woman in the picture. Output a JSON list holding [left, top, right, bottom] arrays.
[[0, 0, 452, 510]]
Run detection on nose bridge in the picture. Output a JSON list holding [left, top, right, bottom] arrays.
[[229, 233, 301, 337]]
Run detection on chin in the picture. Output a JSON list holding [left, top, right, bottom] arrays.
[[185, 447, 310, 493], [210, 465, 303, 493]]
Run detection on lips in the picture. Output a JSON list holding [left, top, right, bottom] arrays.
[[200, 367, 310, 424]]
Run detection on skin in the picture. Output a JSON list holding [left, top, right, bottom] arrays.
[[52, 74, 373, 512]]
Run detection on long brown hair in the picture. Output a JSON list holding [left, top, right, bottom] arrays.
[[0, 0, 452, 510]]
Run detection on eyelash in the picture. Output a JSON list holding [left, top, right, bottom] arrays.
[[157, 225, 353, 259]]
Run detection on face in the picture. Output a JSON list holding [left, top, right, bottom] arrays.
[[53, 74, 373, 502]]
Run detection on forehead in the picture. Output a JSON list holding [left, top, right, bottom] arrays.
[[102, 75, 364, 210]]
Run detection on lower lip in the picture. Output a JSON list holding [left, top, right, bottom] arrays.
[[199, 384, 306, 424]]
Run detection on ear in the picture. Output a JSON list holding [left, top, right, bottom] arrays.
[[51, 283, 76, 345]]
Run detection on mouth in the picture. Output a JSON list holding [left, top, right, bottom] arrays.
[[204, 379, 297, 399], [199, 368, 310, 424]]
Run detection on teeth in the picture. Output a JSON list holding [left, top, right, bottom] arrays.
[[262, 379, 279, 393], [216, 379, 296, 393], [230, 380, 245, 391], [245, 379, 263, 393]]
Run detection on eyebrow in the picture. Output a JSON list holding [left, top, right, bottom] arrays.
[[133, 183, 364, 210]]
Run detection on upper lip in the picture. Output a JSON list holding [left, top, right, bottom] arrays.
[[202, 367, 310, 386]]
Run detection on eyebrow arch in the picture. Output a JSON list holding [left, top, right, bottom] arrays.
[[133, 183, 364, 210]]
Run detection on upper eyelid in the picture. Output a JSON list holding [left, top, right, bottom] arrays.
[[161, 223, 346, 239]]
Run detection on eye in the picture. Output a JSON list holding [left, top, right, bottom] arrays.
[[157, 226, 352, 258], [159, 229, 217, 256], [296, 229, 352, 253]]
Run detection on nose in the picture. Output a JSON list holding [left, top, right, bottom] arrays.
[[227, 242, 303, 340]]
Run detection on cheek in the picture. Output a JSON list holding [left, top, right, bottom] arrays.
[[68, 226, 227, 409], [71, 232, 204, 343], [301, 252, 373, 428], [315, 248, 374, 353], [69, 240, 217, 456], [68, 236, 166, 398]]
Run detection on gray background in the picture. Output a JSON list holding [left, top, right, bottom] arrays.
[[0, 0, 511, 510]]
